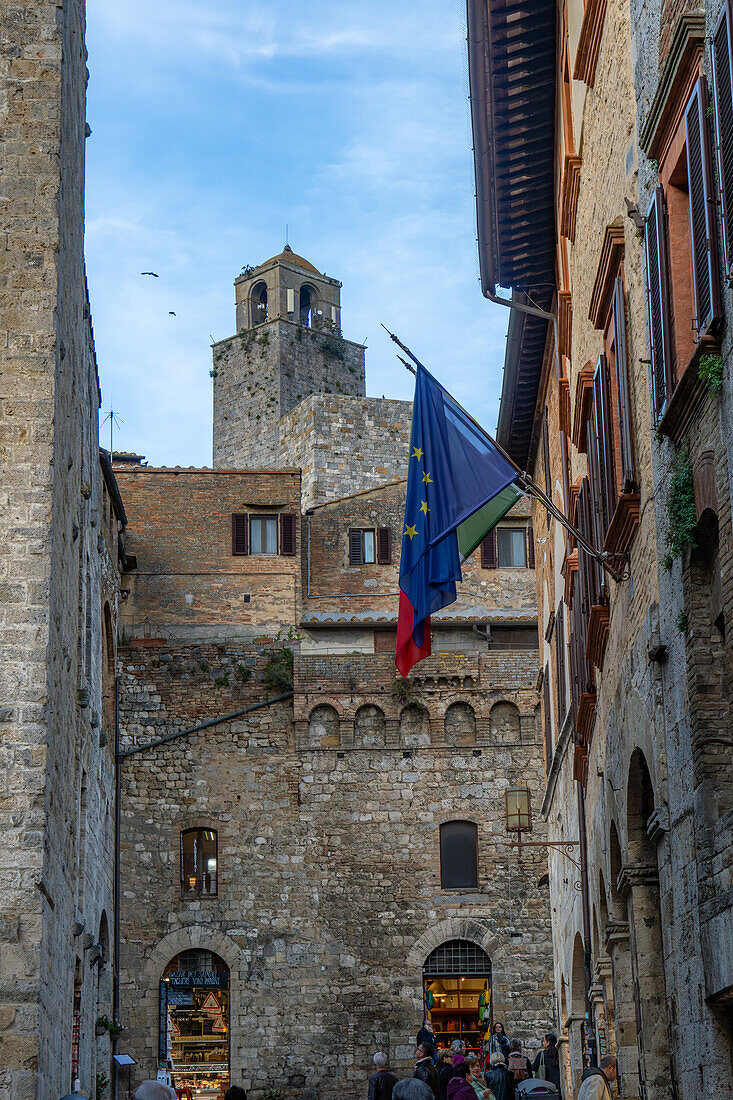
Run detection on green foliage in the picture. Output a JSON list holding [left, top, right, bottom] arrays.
[[96, 1015, 123, 1037], [209, 369, 218, 378], [698, 352, 724, 393], [706, 102, 715, 120], [677, 609, 689, 634], [648, 157, 659, 171], [322, 333, 345, 361], [213, 675, 229, 688], [240, 264, 255, 277], [662, 551, 674, 572], [256, 330, 270, 347], [391, 676, 420, 705], [236, 663, 252, 682], [96, 1072, 110, 1100], [263, 1091, 284, 1100], [262, 647, 294, 693], [198, 660, 210, 673], [665, 451, 697, 562]]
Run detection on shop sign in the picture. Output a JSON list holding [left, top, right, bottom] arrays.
[[173, 1064, 229, 1073], [166, 970, 228, 989], [167, 990, 194, 1006]]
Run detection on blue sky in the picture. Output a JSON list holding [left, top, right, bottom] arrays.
[[86, 0, 509, 467]]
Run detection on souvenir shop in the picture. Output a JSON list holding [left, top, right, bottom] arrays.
[[422, 939, 492, 1056], [160, 950, 230, 1099]]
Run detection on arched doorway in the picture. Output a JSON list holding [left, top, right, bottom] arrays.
[[423, 939, 491, 1055], [162, 949, 230, 1096]]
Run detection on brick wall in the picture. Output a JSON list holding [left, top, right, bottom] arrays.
[[114, 468, 303, 641]]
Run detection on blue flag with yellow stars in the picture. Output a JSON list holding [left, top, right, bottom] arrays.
[[396, 363, 519, 676]]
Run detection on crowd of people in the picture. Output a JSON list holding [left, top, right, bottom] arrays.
[[368, 1024, 618, 1100]]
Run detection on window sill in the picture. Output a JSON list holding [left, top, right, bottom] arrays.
[[658, 336, 720, 444], [576, 690, 597, 747], [602, 491, 641, 558], [586, 603, 610, 670]]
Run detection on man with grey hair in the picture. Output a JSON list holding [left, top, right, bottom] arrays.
[[131, 1084, 176, 1100], [368, 1051, 399, 1100], [394, 1081, 434, 1100], [450, 1039, 466, 1067], [577, 1055, 617, 1100]]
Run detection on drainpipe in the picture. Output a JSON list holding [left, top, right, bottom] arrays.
[[113, 674, 121, 1100], [577, 781, 595, 1064], [482, 286, 561, 383]]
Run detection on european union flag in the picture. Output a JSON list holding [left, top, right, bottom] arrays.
[[396, 363, 520, 676]]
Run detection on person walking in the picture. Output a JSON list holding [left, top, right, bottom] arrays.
[[414, 1041, 439, 1099], [506, 1040, 532, 1086], [485, 1053, 515, 1100], [577, 1057, 617, 1100], [531, 1034, 562, 1095], [369, 1053, 399, 1100], [446, 1062, 479, 1100]]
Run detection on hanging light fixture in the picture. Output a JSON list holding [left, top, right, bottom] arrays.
[[505, 787, 532, 834], [430, 979, 447, 997]]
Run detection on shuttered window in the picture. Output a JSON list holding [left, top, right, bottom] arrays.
[[527, 524, 536, 569], [497, 528, 527, 568], [644, 186, 673, 422], [712, 1, 733, 281], [556, 601, 567, 725], [685, 77, 722, 339], [232, 513, 248, 555], [593, 355, 616, 537], [376, 526, 392, 564], [543, 667, 553, 774], [480, 530, 497, 569], [612, 276, 636, 491], [348, 529, 377, 565], [542, 408, 551, 496], [280, 513, 296, 556]]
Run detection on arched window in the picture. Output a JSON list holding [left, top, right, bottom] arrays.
[[299, 285, 313, 326], [180, 828, 218, 897], [252, 281, 268, 325], [163, 951, 229, 1094], [422, 939, 491, 1046], [439, 821, 478, 889]]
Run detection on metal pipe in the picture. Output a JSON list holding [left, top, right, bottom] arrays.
[[577, 780, 595, 1063]]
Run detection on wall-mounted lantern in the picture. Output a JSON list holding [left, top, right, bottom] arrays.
[[504, 786, 580, 867]]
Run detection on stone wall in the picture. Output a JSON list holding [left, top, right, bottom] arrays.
[[280, 395, 414, 508], [213, 321, 366, 470], [117, 639, 554, 1099], [0, 2, 117, 1097]]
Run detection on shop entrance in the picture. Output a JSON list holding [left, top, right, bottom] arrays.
[[423, 939, 492, 1056], [161, 949, 230, 1099]]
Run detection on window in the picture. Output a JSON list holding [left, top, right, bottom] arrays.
[[440, 821, 478, 889], [300, 285, 313, 326], [252, 281, 268, 325], [712, 2, 733, 280], [232, 513, 296, 557], [348, 527, 391, 565], [497, 527, 527, 568], [180, 828, 218, 897]]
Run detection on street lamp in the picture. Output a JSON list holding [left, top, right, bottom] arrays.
[[504, 786, 580, 867]]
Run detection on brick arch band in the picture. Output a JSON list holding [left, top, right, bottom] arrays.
[[407, 918, 502, 970]]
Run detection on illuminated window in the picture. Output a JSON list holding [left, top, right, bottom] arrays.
[[180, 828, 218, 898]]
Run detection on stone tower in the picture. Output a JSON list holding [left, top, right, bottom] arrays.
[[212, 246, 366, 468]]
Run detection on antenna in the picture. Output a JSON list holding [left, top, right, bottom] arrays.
[[102, 401, 123, 456], [285, 223, 289, 246]]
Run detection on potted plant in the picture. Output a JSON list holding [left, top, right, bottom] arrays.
[[95, 1015, 124, 1038]]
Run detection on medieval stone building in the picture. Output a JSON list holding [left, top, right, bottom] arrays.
[[468, 1, 733, 1098], [112, 250, 556, 1097], [0, 3, 124, 1098]]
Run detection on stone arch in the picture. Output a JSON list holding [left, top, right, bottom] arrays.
[[251, 280, 268, 324], [570, 932, 585, 1017], [299, 283, 317, 326], [608, 819, 624, 919], [353, 704, 386, 747], [407, 918, 501, 970], [444, 702, 476, 746], [400, 704, 430, 747], [490, 700, 520, 740], [308, 704, 340, 748]]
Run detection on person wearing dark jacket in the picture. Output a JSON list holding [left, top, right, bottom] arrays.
[[531, 1034, 562, 1096], [488, 1024, 511, 1063], [414, 1042, 439, 1099], [506, 1040, 532, 1083], [485, 1053, 514, 1100], [437, 1050, 454, 1100], [369, 1052, 399, 1100], [417, 1021, 437, 1051], [446, 1062, 478, 1100]]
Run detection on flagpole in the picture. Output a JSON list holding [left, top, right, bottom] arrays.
[[384, 326, 624, 583]]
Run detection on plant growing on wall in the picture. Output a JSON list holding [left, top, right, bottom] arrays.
[[665, 451, 697, 562], [677, 610, 689, 634], [391, 676, 420, 704], [95, 1015, 123, 1038], [698, 352, 724, 394], [96, 1072, 110, 1100], [262, 647, 294, 693]]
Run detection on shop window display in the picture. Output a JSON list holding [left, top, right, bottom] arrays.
[[161, 949, 230, 1097], [423, 939, 492, 1055]]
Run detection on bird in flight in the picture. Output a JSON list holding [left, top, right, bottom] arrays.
[[141, 271, 159, 277], [169, 311, 176, 316]]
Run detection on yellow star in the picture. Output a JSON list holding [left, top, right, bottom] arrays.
[[422, 471, 432, 484], [412, 446, 423, 461], [404, 524, 418, 540], [420, 500, 429, 515]]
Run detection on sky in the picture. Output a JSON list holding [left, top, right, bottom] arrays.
[[85, 0, 510, 467]]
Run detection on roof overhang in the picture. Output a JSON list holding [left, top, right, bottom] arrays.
[[496, 295, 552, 466]]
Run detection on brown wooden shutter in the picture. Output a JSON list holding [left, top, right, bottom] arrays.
[[480, 530, 497, 569], [685, 77, 722, 338], [232, 513, 248, 555], [543, 667, 553, 774], [542, 408, 551, 495], [712, 1, 733, 281], [556, 601, 567, 724], [526, 524, 535, 568], [612, 276, 636, 491], [377, 526, 392, 564], [280, 513, 296, 556], [645, 185, 674, 421], [348, 528, 363, 565], [593, 355, 616, 536]]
